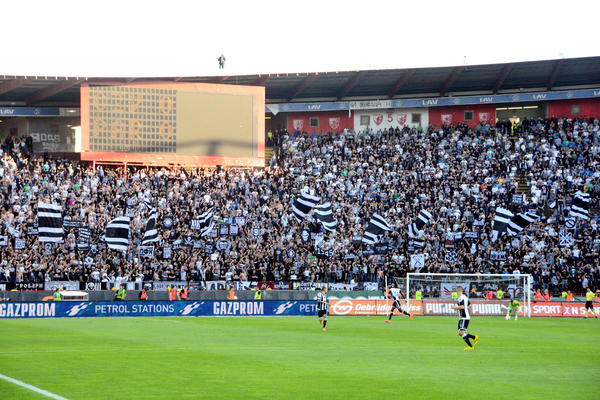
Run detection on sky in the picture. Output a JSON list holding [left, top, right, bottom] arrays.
[[2, 0, 599, 78]]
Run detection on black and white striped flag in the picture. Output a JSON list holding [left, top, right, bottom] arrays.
[[313, 203, 338, 232], [141, 208, 159, 244], [407, 223, 421, 239], [291, 190, 320, 221], [37, 202, 63, 243], [569, 191, 590, 220], [407, 210, 433, 238], [143, 199, 154, 210], [199, 207, 214, 237], [491, 207, 513, 241], [362, 213, 392, 245], [416, 210, 433, 227], [105, 216, 130, 251], [507, 212, 538, 236]]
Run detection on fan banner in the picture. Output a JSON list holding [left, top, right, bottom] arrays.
[[328, 283, 358, 291], [410, 254, 425, 270], [328, 117, 340, 130], [292, 119, 304, 131], [439, 283, 471, 298], [256, 281, 291, 290], [44, 281, 80, 291], [137, 246, 155, 258]]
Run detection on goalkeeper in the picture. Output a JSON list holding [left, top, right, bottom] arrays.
[[506, 299, 520, 320]]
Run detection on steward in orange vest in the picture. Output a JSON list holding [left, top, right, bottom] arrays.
[[227, 287, 237, 300], [566, 291, 574, 302]]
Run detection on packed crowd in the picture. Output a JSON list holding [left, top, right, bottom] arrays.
[[0, 116, 599, 294]]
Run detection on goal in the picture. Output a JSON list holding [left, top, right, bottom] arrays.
[[395, 273, 532, 318]]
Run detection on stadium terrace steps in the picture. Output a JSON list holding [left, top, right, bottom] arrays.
[[265, 147, 275, 166], [516, 173, 530, 196]]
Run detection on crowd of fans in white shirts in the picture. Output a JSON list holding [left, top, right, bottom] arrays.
[[0, 116, 599, 294]]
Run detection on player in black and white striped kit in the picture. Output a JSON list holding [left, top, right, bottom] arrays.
[[451, 286, 479, 350], [316, 287, 329, 331], [384, 287, 413, 322]]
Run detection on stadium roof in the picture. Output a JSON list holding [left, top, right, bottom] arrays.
[[1, 57, 599, 107]]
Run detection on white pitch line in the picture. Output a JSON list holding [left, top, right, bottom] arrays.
[[0, 373, 69, 400]]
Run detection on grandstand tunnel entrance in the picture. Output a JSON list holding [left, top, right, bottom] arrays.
[[495, 103, 545, 124]]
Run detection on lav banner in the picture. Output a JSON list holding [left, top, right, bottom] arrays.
[[266, 88, 600, 113], [0, 301, 318, 319]]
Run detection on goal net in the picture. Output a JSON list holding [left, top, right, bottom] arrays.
[[393, 273, 532, 318]]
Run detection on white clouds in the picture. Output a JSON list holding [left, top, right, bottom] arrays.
[[1, 0, 597, 77]]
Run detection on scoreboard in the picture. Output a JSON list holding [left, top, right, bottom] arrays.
[[80, 82, 265, 167], [88, 86, 178, 154]]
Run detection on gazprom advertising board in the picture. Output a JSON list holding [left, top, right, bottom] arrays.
[[0, 301, 318, 319]]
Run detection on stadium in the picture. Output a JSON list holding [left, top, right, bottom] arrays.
[[1, 2, 600, 399]]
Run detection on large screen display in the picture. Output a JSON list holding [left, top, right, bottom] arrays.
[[80, 82, 265, 167]]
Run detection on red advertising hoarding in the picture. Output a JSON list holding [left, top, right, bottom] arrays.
[[329, 300, 423, 316], [329, 300, 599, 318]]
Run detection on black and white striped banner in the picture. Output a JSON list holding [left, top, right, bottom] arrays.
[[142, 208, 159, 244], [569, 191, 590, 220], [491, 207, 513, 241], [105, 216, 130, 251], [362, 213, 392, 245], [313, 203, 338, 232], [200, 208, 214, 237], [408, 210, 433, 238], [291, 190, 320, 221], [507, 212, 538, 236], [37, 202, 63, 243], [191, 207, 215, 237]]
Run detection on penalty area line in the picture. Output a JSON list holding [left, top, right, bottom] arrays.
[[0, 372, 69, 400]]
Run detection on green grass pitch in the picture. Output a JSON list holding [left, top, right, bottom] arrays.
[[0, 316, 598, 399]]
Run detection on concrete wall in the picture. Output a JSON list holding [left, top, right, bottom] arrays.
[[0, 117, 28, 138], [547, 98, 600, 119], [287, 111, 354, 134], [428, 104, 496, 128]]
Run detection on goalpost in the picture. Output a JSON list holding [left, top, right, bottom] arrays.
[[397, 273, 532, 318], [384, 276, 389, 311]]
